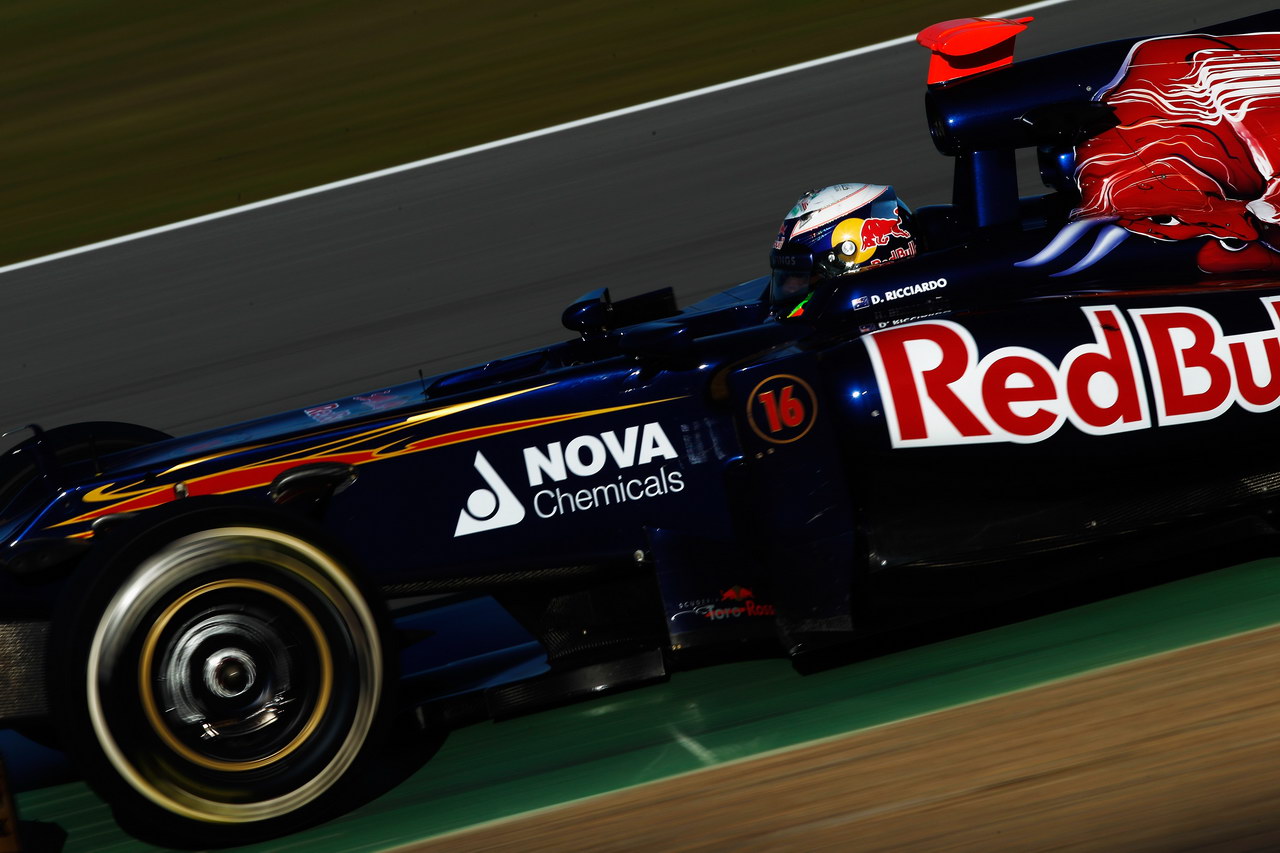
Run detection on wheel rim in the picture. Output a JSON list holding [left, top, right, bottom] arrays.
[[138, 578, 334, 772], [86, 527, 383, 824]]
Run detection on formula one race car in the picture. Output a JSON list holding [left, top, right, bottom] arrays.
[[4, 9, 1280, 845]]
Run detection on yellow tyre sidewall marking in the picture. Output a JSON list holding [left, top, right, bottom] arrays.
[[86, 527, 383, 824]]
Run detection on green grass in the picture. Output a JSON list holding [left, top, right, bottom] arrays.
[[1, 0, 987, 267]]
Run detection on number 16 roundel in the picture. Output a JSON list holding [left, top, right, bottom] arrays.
[[747, 374, 817, 444]]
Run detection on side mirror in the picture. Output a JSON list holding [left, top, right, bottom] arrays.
[[562, 288, 612, 335]]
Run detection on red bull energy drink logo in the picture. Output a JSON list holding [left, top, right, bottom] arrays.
[[832, 207, 914, 266], [859, 215, 911, 249]]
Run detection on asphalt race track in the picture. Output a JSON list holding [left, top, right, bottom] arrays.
[[2, 0, 1274, 437], [6, 0, 1280, 850]]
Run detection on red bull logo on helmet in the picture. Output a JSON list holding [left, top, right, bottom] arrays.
[[831, 206, 914, 266], [860, 213, 911, 249], [775, 184, 916, 275]]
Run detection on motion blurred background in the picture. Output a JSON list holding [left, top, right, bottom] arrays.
[[5, 2, 1280, 850], [2, 0, 988, 268]]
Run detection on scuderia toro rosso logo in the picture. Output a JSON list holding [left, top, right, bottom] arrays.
[[455, 421, 684, 536], [865, 298, 1280, 448]]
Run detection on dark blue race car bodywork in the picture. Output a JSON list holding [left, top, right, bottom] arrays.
[[3, 9, 1280, 844]]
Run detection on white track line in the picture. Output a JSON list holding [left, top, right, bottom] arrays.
[[399, 617, 1280, 851], [0, 0, 1074, 277]]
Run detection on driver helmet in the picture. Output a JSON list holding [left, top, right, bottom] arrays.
[[769, 183, 917, 306]]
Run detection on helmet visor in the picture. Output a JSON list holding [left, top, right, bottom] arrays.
[[769, 247, 816, 305]]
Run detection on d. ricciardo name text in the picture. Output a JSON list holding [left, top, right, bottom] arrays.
[[866, 278, 947, 306]]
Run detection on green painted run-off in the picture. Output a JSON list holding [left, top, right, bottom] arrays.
[[18, 557, 1280, 852]]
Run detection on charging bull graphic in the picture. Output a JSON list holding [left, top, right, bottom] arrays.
[[859, 213, 912, 251], [1019, 33, 1280, 276]]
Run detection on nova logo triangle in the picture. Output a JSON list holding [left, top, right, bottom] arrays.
[[454, 452, 526, 537]]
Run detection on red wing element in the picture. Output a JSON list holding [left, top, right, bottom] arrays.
[[916, 16, 1034, 86]]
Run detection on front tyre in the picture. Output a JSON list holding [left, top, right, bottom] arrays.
[[56, 510, 392, 846]]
